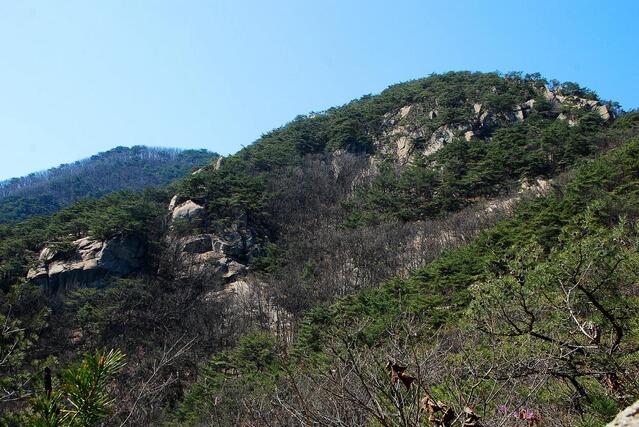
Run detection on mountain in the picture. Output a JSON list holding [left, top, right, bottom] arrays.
[[0, 145, 217, 223], [1, 71, 637, 426]]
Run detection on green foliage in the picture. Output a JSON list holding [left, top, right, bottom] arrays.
[[347, 111, 609, 225], [173, 332, 279, 425], [0, 282, 50, 413], [29, 349, 126, 427], [0, 189, 166, 291], [176, 132, 639, 425], [0, 146, 216, 223], [175, 72, 564, 228], [0, 72, 631, 425], [558, 81, 598, 99], [251, 242, 281, 273]]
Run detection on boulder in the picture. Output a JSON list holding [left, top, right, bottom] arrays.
[[606, 400, 639, 426], [27, 236, 145, 293], [172, 209, 258, 283], [39, 247, 59, 263], [520, 178, 552, 195], [596, 104, 612, 121], [543, 86, 556, 101], [171, 200, 205, 221], [27, 266, 48, 282], [168, 194, 188, 212], [429, 125, 455, 145], [216, 238, 244, 257], [168, 195, 179, 211], [464, 131, 475, 141], [203, 279, 251, 301]]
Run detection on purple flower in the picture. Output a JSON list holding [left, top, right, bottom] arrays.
[[511, 408, 537, 420]]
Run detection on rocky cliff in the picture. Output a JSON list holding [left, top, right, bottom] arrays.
[[23, 84, 613, 296], [376, 85, 613, 164], [27, 236, 145, 293]]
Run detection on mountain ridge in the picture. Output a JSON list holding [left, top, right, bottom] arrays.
[[1, 71, 637, 426], [0, 145, 217, 223]]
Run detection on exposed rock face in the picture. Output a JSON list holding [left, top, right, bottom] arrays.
[[178, 230, 255, 264], [202, 275, 290, 338], [205, 279, 251, 301], [220, 259, 247, 279], [171, 200, 205, 221], [597, 104, 612, 121], [376, 103, 425, 162], [168, 195, 180, 211], [376, 103, 475, 163], [375, 86, 614, 165], [214, 156, 224, 170], [330, 149, 378, 189], [168, 194, 259, 284], [520, 177, 551, 194], [27, 237, 145, 293], [182, 235, 214, 254], [194, 223, 254, 279], [544, 86, 614, 121], [606, 400, 639, 426], [464, 130, 475, 142]]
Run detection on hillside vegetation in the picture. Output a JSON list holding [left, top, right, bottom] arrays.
[[175, 117, 639, 426], [0, 72, 636, 426], [0, 146, 216, 223]]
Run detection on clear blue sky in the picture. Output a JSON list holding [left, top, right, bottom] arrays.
[[0, 0, 637, 180]]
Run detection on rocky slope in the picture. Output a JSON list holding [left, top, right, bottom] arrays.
[[33, 79, 610, 296], [1, 72, 632, 426], [376, 86, 613, 163], [27, 236, 145, 293]]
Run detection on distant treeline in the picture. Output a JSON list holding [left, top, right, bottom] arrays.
[[0, 145, 217, 223]]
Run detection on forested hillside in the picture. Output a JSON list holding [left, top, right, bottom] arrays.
[[1, 72, 636, 426], [0, 146, 217, 223], [175, 115, 639, 426]]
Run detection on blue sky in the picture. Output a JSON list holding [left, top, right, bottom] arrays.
[[0, 0, 637, 180]]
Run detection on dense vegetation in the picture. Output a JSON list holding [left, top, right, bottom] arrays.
[[0, 72, 635, 426], [0, 146, 216, 223], [176, 72, 612, 227], [173, 114, 639, 426], [346, 109, 607, 224], [0, 189, 168, 291]]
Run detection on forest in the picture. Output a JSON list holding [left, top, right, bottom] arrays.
[[0, 72, 636, 426], [0, 146, 216, 223]]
